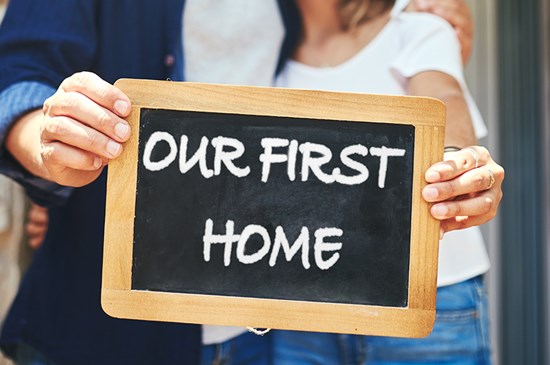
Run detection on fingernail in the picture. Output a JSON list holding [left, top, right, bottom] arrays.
[[114, 100, 129, 115], [115, 123, 130, 139], [423, 187, 438, 199], [107, 140, 121, 157], [93, 157, 102, 169], [426, 170, 440, 182], [433, 204, 448, 217]]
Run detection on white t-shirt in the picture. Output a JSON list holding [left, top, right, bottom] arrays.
[[275, 0, 490, 288], [183, 0, 283, 86], [184, 0, 490, 345], [184, 0, 285, 345]]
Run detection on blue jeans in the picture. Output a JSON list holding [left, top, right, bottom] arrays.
[[201, 331, 272, 365], [201, 276, 490, 365], [12, 344, 59, 365], [272, 276, 491, 365]]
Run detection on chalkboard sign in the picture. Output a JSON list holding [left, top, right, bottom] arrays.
[[102, 79, 445, 338]]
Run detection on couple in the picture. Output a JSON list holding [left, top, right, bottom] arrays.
[[0, 0, 503, 364]]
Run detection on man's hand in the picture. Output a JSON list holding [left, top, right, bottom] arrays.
[[7, 72, 132, 187], [408, 0, 474, 63], [422, 146, 504, 235]]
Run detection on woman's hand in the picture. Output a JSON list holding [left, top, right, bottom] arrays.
[[26, 204, 48, 249], [422, 146, 504, 235]]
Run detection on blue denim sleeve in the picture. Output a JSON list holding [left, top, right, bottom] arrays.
[[0, 82, 73, 206]]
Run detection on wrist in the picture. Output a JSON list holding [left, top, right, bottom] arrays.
[[6, 109, 51, 180]]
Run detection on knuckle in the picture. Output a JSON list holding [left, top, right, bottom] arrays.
[[471, 172, 486, 190], [63, 71, 97, 94], [482, 197, 493, 214], [73, 71, 93, 88], [442, 181, 456, 197], [45, 118, 68, 137], [95, 110, 113, 130], [496, 166, 505, 180], [44, 94, 64, 115], [42, 96, 55, 115], [478, 146, 489, 160], [62, 92, 82, 111], [452, 202, 462, 216], [62, 72, 85, 91], [49, 92, 79, 116], [86, 130, 100, 148], [96, 84, 112, 102]]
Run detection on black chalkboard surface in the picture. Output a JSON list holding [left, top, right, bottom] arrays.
[[133, 109, 415, 307], [102, 80, 444, 337]]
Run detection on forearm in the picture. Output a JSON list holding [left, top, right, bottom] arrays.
[[5, 109, 51, 181], [438, 91, 477, 147], [408, 70, 476, 147]]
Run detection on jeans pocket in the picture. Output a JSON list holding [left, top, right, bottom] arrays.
[[366, 277, 491, 364]]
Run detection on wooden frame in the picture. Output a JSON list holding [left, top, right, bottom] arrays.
[[102, 79, 445, 338]]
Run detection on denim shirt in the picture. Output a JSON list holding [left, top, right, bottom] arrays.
[[0, 0, 299, 364]]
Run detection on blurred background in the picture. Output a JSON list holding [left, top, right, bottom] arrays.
[[0, 0, 548, 364], [464, 0, 549, 364]]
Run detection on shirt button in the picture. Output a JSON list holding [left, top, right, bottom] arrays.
[[165, 54, 175, 67]]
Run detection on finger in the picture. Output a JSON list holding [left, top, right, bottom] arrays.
[[44, 91, 131, 143], [412, 0, 472, 33], [430, 192, 497, 220], [28, 205, 48, 224], [456, 28, 473, 64], [420, 0, 474, 63], [58, 72, 131, 117], [440, 213, 495, 234], [425, 146, 489, 183], [42, 116, 124, 160], [26, 222, 47, 236], [432, 6, 472, 37], [41, 140, 104, 172], [28, 235, 45, 250], [423, 166, 495, 202], [435, 8, 468, 31]]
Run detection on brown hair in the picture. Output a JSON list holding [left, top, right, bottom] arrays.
[[338, 0, 395, 30]]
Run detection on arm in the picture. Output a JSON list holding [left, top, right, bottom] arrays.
[[408, 72, 504, 235], [408, 71, 477, 147], [6, 72, 132, 187], [0, 0, 131, 199], [395, 12, 504, 234]]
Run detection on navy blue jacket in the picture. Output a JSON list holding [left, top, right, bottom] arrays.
[[0, 1, 299, 364]]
